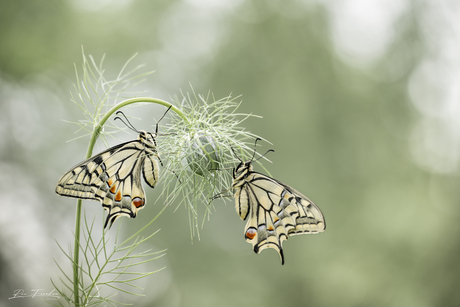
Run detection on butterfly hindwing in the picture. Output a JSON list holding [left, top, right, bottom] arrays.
[[232, 159, 325, 264], [56, 132, 160, 228]]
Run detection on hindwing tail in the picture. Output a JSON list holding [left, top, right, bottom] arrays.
[[234, 172, 325, 264]]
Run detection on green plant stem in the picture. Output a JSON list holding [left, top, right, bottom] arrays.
[[80, 204, 167, 307], [72, 97, 186, 307]]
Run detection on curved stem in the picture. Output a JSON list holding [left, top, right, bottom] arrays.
[[72, 97, 186, 306], [86, 97, 190, 157]]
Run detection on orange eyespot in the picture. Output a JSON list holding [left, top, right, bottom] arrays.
[[268, 226, 274, 231], [110, 184, 117, 193], [115, 191, 122, 202], [245, 228, 257, 240], [133, 197, 145, 208]]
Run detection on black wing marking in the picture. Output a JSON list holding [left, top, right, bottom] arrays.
[[56, 140, 160, 228], [234, 172, 325, 264]]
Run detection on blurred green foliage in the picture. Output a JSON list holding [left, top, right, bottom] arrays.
[[1, 0, 460, 306]]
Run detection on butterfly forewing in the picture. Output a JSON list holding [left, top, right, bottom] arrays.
[[56, 131, 160, 228], [233, 170, 325, 264], [56, 142, 127, 199]]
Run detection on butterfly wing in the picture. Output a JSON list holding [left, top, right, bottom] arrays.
[[56, 140, 160, 228], [234, 172, 325, 264]]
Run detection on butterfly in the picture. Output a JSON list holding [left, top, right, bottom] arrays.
[[230, 138, 326, 264], [56, 108, 169, 228]]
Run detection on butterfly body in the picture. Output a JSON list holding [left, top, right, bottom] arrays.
[[56, 131, 160, 228], [232, 158, 326, 264]]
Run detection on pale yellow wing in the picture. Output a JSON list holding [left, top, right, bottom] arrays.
[[234, 172, 325, 264], [56, 140, 160, 228]]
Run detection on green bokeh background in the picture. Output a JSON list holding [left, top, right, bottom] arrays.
[[1, 0, 459, 306]]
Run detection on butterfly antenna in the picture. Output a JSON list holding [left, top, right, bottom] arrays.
[[251, 138, 262, 162], [231, 146, 243, 162], [254, 149, 274, 162], [155, 105, 172, 134], [114, 111, 140, 133]]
